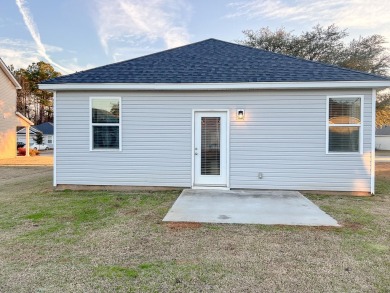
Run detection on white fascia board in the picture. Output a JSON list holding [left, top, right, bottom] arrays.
[[15, 112, 34, 125], [38, 81, 390, 91], [0, 58, 21, 89]]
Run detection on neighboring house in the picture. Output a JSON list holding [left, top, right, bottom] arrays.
[[35, 122, 54, 148], [17, 122, 54, 148], [375, 126, 390, 150], [0, 58, 33, 158], [39, 39, 390, 193], [17, 126, 42, 145]]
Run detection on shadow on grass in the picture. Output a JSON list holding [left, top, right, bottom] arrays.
[[10, 190, 181, 241]]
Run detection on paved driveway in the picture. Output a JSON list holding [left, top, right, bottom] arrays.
[[163, 189, 339, 226], [0, 166, 52, 185], [376, 150, 390, 162]]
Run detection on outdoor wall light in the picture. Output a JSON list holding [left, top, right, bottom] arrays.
[[236, 109, 245, 120]]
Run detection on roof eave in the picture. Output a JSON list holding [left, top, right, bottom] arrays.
[[16, 126, 41, 134], [0, 59, 21, 89], [38, 81, 390, 91], [16, 112, 34, 125]]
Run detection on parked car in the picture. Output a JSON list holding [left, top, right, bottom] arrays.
[[17, 142, 25, 149], [30, 143, 49, 150]]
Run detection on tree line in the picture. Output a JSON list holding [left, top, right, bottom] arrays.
[[9, 62, 61, 125]]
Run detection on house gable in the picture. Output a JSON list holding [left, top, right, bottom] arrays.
[[0, 58, 21, 89]]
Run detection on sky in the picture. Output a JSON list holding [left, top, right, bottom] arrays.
[[1, 0, 390, 75]]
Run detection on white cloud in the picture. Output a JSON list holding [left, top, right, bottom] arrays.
[[228, 0, 390, 43], [60, 58, 95, 73], [15, 0, 73, 74], [0, 38, 40, 69], [94, 0, 191, 58], [0, 38, 93, 72]]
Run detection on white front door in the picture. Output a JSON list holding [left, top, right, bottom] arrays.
[[194, 111, 228, 187]]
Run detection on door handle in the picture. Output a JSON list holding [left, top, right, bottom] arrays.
[[194, 152, 198, 155]]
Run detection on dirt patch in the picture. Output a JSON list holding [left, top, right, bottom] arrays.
[[165, 222, 202, 230], [341, 221, 364, 230], [376, 162, 390, 180], [0, 166, 52, 184], [302, 190, 371, 197]]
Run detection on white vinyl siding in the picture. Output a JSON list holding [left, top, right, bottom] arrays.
[[56, 89, 373, 192], [0, 66, 19, 159]]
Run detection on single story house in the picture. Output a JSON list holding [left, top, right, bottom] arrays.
[[17, 126, 42, 145], [39, 39, 390, 193], [17, 122, 54, 148], [375, 126, 390, 150], [0, 58, 33, 158]]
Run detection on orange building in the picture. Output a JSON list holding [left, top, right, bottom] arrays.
[[0, 58, 33, 159]]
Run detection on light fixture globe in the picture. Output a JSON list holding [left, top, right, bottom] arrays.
[[237, 109, 245, 120]]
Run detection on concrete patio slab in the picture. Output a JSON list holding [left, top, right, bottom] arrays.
[[163, 189, 340, 226]]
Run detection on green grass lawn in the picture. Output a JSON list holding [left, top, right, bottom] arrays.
[[0, 167, 389, 292]]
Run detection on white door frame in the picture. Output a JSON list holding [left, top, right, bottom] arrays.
[[191, 109, 230, 189]]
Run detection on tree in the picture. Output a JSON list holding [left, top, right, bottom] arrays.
[[240, 24, 390, 126], [376, 93, 390, 127], [338, 35, 390, 76], [11, 62, 61, 124], [240, 24, 390, 76], [33, 132, 43, 145]]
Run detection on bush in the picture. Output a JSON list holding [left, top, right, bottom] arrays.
[[17, 147, 26, 156], [17, 147, 40, 156], [29, 149, 40, 156]]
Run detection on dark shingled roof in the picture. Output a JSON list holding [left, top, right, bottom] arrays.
[[34, 122, 54, 135], [42, 39, 389, 84]]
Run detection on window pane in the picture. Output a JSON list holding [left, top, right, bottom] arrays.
[[329, 126, 359, 152], [329, 98, 361, 124], [92, 99, 120, 123], [201, 117, 220, 175], [93, 126, 119, 149]]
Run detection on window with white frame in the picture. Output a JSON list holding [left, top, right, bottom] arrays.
[[327, 96, 362, 153], [91, 97, 120, 150], [47, 135, 53, 144]]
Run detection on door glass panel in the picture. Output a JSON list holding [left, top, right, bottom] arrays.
[[201, 117, 220, 175]]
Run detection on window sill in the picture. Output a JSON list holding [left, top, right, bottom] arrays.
[[90, 148, 122, 152], [326, 152, 363, 155]]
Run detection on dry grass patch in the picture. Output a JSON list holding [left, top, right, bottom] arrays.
[[0, 166, 389, 292], [166, 222, 202, 230]]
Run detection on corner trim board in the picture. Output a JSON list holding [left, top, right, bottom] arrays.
[[53, 91, 57, 187], [371, 89, 376, 194]]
